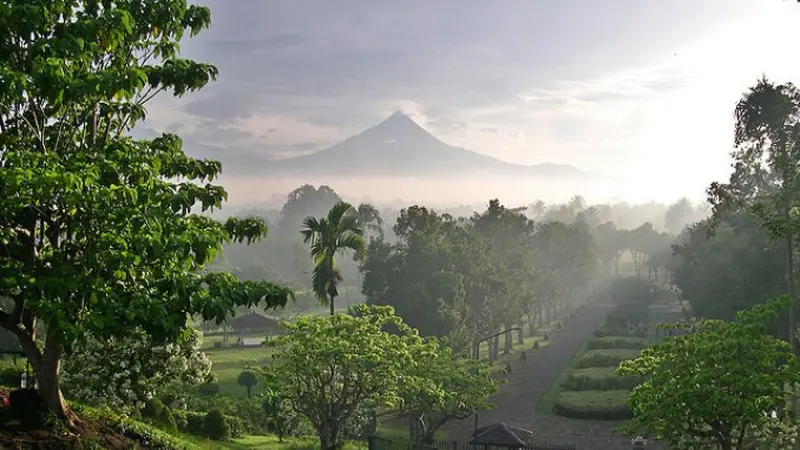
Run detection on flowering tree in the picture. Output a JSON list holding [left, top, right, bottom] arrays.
[[62, 328, 211, 412]]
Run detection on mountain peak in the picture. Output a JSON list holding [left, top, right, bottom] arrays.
[[380, 110, 420, 127]]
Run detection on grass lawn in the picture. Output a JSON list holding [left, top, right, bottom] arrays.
[[204, 336, 276, 397], [176, 434, 365, 450]]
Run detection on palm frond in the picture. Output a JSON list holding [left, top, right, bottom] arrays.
[[337, 233, 368, 260], [327, 201, 356, 225]]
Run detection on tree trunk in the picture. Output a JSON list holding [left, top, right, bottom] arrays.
[[329, 295, 335, 317], [319, 420, 336, 450], [503, 323, 512, 354], [25, 327, 80, 430]]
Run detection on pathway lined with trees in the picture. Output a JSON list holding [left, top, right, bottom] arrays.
[[444, 294, 622, 447]]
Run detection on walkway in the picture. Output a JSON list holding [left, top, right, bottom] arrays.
[[444, 298, 665, 449]]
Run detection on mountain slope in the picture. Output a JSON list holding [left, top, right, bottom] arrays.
[[265, 112, 595, 178]]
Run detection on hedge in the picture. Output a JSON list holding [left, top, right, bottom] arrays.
[[172, 409, 244, 439], [586, 336, 649, 350], [593, 327, 648, 338], [576, 349, 641, 369], [553, 390, 633, 420], [560, 367, 643, 391]]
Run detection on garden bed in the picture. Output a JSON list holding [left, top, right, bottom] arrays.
[[560, 366, 642, 391], [575, 349, 641, 369], [585, 336, 648, 350], [553, 390, 633, 420]]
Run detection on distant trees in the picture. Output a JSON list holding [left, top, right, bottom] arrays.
[[301, 201, 368, 316], [361, 199, 599, 353]]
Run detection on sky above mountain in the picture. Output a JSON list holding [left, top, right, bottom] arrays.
[[140, 0, 800, 205]]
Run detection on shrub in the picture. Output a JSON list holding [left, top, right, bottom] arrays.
[[142, 398, 165, 420], [560, 367, 643, 391], [576, 349, 641, 369], [156, 405, 177, 431], [196, 381, 219, 396], [553, 390, 632, 420], [0, 358, 24, 387], [173, 409, 243, 439], [586, 336, 649, 350], [594, 327, 648, 338], [203, 409, 231, 441]]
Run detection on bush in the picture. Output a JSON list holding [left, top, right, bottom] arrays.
[[554, 390, 632, 420], [586, 336, 649, 350], [156, 405, 177, 431], [196, 381, 219, 396], [173, 409, 244, 439], [594, 327, 648, 338], [576, 349, 641, 369], [203, 409, 231, 441], [560, 367, 643, 391], [605, 304, 650, 328]]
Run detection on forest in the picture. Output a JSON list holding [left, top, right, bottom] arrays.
[[1, 1, 800, 450]]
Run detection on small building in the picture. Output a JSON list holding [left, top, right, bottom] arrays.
[[225, 312, 283, 339]]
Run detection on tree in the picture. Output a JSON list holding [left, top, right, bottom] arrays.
[[237, 369, 258, 398], [260, 305, 423, 450], [0, 0, 293, 427], [673, 211, 786, 325], [618, 296, 800, 450], [61, 327, 211, 411], [300, 201, 367, 316], [355, 203, 384, 239], [399, 339, 497, 443], [665, 197, 694, 234], [708, 78, 800, 358]]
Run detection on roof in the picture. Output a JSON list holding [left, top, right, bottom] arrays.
[[225, 312, 282, 332], [470, 422, 533, 447]]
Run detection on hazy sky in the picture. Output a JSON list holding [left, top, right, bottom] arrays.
[[142, 0, 800, 206]]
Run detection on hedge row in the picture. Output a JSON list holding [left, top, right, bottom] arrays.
[[586, 336, 649, 350], [560, 367, 643, 391], [554, 390, 633, 420], [575, 349, 641, 369]]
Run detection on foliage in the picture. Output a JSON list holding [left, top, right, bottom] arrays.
[[171, 409, 244, 440], [262, 388, 312, 442], [260, 305, 422, 449], [202, 409, 231, 441], [397, 337, 498, 443], [300, 201, 367, 316], [0, 0, 293, 422], [362, 200, 599, 350], [553, 390, 632, 420], [237, 370, 258, 398], [575, 349, 641, 369], [585, 337, 649, 350], [62, 327, 211, 412], [560, 367, 642, 391], [617, 296, 800, 450], [673, 209, 787, 329]]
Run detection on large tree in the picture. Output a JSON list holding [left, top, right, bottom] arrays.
[[260, 305, 424, 450], [618, 297, 800, 450], [0, 0, 292, 427], [300, 201, 367, 316], [708, 78, 800, 356]]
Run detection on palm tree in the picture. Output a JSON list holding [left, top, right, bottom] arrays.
[[355, 203, 384, 239], [300, 201, 368, 316]]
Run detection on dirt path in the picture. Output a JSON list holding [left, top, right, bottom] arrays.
[[444, 299, 665, 450]]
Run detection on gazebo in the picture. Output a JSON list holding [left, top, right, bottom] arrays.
[[470, 423, 534, 450], [224, 312, 283, 345]]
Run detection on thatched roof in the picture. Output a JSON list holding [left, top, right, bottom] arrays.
[[470, 422, 533, 447], [226, 312, 282, 332]]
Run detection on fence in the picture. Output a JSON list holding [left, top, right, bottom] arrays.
[[368, 435, 576, 450]]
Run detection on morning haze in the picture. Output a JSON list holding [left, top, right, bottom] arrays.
[[136, 0, 800, 208]]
